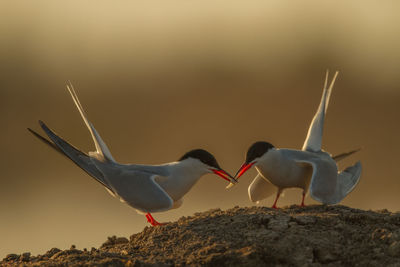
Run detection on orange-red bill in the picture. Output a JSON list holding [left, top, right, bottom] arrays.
[[235, 162, 255, 179], [212, 169, 235, 183]]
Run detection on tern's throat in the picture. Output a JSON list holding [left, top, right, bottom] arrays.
[[159, 159, 208, 201]]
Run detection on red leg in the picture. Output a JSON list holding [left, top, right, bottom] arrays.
[[145, 213, 151, 223], [271, 191, 281, 209], [145, 213, 165, 226], [300, 191, 306, 207]]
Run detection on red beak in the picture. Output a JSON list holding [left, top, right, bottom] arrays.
[[235, 162, 255, 179], [211, 169, 236, 183]]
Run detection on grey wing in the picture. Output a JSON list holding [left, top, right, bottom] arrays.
[[28, 121, 114, 193], [294, 156, 338, 204], [302, 71, 339, 152], [248, 174, 276, 203], [92, 162, 173, 213], [327, 161, 362, 204]]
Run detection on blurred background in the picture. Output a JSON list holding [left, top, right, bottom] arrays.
[[1, 0, 399, 258]]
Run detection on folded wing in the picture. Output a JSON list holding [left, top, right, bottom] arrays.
[[248, 174, 276, 203], [89, 160, 174, 213], [289, 149, 338, 204], [296, 159, 337, 204]]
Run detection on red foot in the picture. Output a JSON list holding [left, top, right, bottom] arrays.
[[300, 192, 306, 207], [271, 191, 281, 209], [145, 213, 165, 226]]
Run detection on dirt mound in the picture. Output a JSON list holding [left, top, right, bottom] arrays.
[[2, 205, 400, 266]]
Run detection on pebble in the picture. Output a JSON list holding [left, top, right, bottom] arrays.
[[4, 254, 19, 261], [21, 252, 31, 262], [388, 242, 400, 257]]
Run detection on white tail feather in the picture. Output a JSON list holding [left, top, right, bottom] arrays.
[[302, 71, 339, 152], [67, 82, 115, 162]]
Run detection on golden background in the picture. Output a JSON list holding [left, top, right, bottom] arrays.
[[1, 0, 400, 258]]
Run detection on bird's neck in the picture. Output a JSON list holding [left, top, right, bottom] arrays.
[[254, 148, 280, 175], [161, 160, 207, 201], [169, 160, 207, 185]]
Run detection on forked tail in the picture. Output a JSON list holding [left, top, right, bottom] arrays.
[[28, 122, 114, 193], [67, 82, 115, 162], [302, 71, 339, 152]]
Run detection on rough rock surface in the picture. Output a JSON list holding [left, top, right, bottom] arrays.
[[2, 205, 400, 266]]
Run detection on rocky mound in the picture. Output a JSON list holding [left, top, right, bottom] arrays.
[[2, 205, 400, 266]]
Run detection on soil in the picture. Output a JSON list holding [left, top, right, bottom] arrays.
[[2, 205, 400, 266]]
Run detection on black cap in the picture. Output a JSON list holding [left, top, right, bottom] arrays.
[[245, 141, 274, 164], [179, 149, 221, 169]]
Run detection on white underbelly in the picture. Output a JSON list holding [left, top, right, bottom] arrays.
[[256, 157, 311, 190]]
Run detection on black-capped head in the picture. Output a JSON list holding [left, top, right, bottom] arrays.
[[245, 141, 275, 164], [179, 149, 221, 169], [179, 149, 236, 183], [234, 141, 275, 179]]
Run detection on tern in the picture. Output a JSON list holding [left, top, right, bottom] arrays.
[[230, 71, 362, 208], [28, 84, 236, 226]]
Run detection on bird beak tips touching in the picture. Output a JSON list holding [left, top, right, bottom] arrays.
[[211, 169, 237, 184]]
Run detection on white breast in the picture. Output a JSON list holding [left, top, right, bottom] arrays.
[[255, 149, 311, 190]]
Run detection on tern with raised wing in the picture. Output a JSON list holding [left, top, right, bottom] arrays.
[[230, 71, 362, 208], [28, 84, 236, 226]]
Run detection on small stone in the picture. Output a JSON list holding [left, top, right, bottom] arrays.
[[50, 251, 63, 260], [314, 248, 336, 263], [21, 252, 31, 262], [46, 248, 61, 257], [268, 216, 290, 231], [102, 235, 121, 247], [115, 237, 129, 244], [4, 254, 19, 261], [388, 241, 400, 257], [334, 223, 344, 230], [377, 209, 390, 214], [291, 246, 314, 264], [70, 245, 76, 250], [372, 228, 391, 240]]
